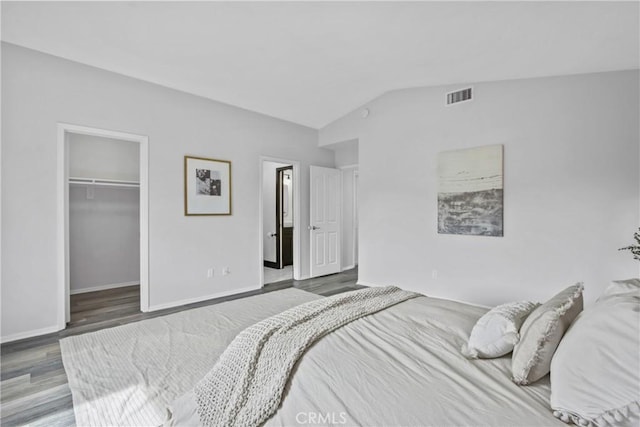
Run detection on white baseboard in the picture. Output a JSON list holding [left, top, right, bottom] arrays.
[[1, 324, 61, 344], [148, 286, 259, 312], [355, 280, 382, 288], [341, 264, 355, 271], [2, 285, 258, 343], [70, 281, 140, 295]]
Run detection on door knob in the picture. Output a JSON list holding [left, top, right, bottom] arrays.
[[308, 226, 319, 231], [268, 232, 277, 237]]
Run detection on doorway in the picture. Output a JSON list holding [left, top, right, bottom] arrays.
[[275, 166, 294, 270], [260, 157, 300, 286], [57, 123, 149, 330]]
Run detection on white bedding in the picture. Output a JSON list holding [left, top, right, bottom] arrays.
[[194, 286, 418, 426], [169, 295, 563, 426], [60, 288, 322, 426]]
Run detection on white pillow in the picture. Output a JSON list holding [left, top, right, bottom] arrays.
[[461, 301, 538, 359], [598, 278, 640, 300], [511, 283, 584, 385], [550, 282, 640, 427]]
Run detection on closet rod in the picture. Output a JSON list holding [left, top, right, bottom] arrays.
[[68, 177, 140, 188]]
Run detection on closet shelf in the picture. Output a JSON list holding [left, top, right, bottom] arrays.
[[68, 177, 140, 188]]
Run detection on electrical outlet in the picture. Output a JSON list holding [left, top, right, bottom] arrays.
[[207, 268, 214, 278], [431, 269, 438, 279], [222, 267, 231, 276]]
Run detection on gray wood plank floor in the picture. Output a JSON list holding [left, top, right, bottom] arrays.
[[0, 268, 360, 426]]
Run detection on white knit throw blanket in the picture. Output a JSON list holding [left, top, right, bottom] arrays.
[[194, 286, 420, 427]]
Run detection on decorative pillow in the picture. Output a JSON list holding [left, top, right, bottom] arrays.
[[461, 301, 539, 359], [511, 283, 583, 385], [598, 278, 640, 300], [550, 282, 640, 427]]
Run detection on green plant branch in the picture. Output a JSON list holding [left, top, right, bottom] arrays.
[[619, 229, 640, 261]]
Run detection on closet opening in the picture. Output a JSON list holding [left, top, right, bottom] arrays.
[[57, 124, 149, 330]]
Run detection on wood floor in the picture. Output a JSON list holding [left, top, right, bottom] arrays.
[[0, 268, 360, 426]]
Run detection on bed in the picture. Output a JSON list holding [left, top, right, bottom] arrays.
[[167, 291, 564, 426], [62, 282, 638, 427]]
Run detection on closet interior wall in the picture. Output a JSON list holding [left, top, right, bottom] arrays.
[[68, 134, 140, 294]]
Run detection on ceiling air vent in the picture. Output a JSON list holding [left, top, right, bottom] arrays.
[[446, 87, 472, 105]]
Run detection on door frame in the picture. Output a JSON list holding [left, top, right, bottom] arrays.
[[259, 156, 301, 285], [353, 169, 359, 267], [275, 166, 293, 269], [339, 164, 359, 270], [56, 123, 150, 330]]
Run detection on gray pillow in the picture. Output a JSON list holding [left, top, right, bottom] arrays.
[[550, 282, 640, 427], [511, 283, 583, 385]]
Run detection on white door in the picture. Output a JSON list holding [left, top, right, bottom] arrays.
[[310, 166, 341, 277]]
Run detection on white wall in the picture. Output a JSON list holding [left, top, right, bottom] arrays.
[[69, 186, 140, 293], [69, 134, 140, 181], [1, 43, 333, 341], [332, 139, 359, 168], [320, 70, 640, 306], [262, 161, 290, 264]]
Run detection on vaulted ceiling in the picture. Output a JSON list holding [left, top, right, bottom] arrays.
[[2, 1, 638, 128]]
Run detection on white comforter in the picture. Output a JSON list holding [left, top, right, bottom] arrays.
[[169, 295, 563, 426]]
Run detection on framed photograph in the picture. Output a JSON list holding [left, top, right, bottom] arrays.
[[184, 155, 232, 215]]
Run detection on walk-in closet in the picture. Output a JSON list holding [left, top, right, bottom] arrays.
[[68, 133, 141, 325]]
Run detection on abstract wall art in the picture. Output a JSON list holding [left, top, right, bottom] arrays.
[[438, 144, 503, 236]]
